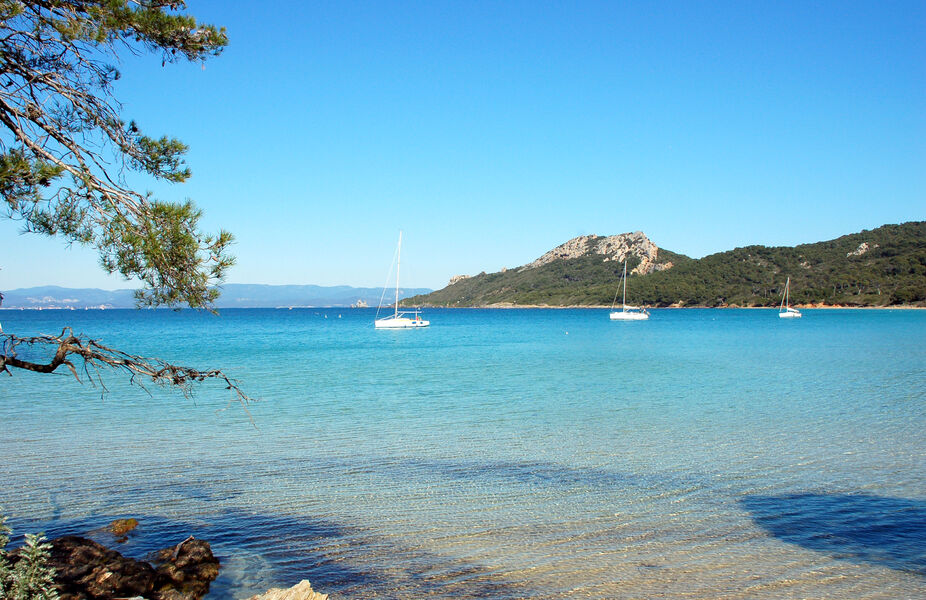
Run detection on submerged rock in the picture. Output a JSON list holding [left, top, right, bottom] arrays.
[[246, 579, 328, 600], [107, 517, 139, 540]]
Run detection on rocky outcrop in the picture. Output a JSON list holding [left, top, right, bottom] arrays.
[[520, 231, 668, 275], [152, 536, 220, 600], [652, 261, 673, 272], [847, 242, 878, 257], [48, 536, 157, 599], [449, 274, 471, 285], [46, 535, 218, 600], [246, 579, 328, 600], [521, 235, 595, 269]]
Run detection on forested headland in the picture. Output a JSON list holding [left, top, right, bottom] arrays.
[[409, 222, 926, 308]]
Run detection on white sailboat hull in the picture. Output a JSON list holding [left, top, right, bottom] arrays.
[[778, 308, 802, 319], [610, 310, 649, 321], [374, 315, 430, 328]]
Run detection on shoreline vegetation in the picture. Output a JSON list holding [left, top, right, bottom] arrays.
[[437, 303, 926, 309]]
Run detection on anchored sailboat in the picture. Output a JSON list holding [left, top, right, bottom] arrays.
[[778, 277, 802, 319], [374, 231, 429, 329], [609, 261, 649, 321]]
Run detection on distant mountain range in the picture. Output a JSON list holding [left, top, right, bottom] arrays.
[[408, 222, 926, 308], [0, 284, 432, 309]]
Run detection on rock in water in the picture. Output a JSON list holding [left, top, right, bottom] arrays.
[[48, 536, 156, 599], [46, 534, 219, 600], [247, 579, 328, 600], [107, 517, 139, 538], [152, 536, 220, 600]]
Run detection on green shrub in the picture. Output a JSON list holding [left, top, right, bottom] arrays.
[[0, 511, 59, 600]]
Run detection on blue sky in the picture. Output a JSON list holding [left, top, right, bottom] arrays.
[[2, 0, 924, 291]]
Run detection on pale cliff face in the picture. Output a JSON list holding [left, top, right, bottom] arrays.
[[519, 231, 669, 274]]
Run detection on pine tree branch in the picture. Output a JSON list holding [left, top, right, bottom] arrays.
[[0, 328, 255, 409]]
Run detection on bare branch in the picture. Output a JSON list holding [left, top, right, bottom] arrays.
[[0, 328, 255, 410]]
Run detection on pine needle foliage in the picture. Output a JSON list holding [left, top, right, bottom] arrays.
[[0, 0, 232, 309]]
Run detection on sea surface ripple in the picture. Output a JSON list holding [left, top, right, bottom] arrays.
[[1, 308, 924, 599]]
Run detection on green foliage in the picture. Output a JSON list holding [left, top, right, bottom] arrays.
[[132, 134, 192, 183], [410, 222, 926, 308], [9, 534, 59, 600], [99, 200, 235, 309], [0, 150, 66, 212], [0, 512, 11, 596], [0, 511, 59, 600], [0, 0, 232, 309]]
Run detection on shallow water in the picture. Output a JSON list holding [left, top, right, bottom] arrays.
[[1, 308, 924, 598]]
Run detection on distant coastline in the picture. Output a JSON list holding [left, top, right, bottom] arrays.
[[0, 283, 432, 310], [4, 303, 923, 311]]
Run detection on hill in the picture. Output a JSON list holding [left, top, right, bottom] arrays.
[[407, 222, 926, 307], [409, 231, 692, 307]]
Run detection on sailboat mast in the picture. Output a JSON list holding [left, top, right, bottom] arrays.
[[780, 277, 789, 311], [622, 262, 628, 310], [395, 231, 402, 318]]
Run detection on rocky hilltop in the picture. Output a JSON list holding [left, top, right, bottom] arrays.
[[520, 231, 673, 275]]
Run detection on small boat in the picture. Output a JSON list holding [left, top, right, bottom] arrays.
[[610, 261, 649, 321], [375, 231, 430, 329], [778, 276, 802, 319]]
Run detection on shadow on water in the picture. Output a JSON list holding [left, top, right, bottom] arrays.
[[378, 456, 712, 493], [3, 456, 726, 598], [740, 493, 926, 575], [7, 455, 703, 598], [8, 507, 534, 599]]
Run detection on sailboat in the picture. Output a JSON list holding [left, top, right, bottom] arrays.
[[609, 261, 649, 321], [374, 231, 430, 329], [778, 276, 802, 319]]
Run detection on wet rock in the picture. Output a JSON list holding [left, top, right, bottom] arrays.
[[45, 534, 219, 600], [48, 535, 156, 600], [107, 517, 139, 542], [247, 579, 328, 600], [108, 518, 139, 537], [152, 536, 220, 600]]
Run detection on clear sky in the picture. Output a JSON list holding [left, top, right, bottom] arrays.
[[2, 0, 924, 291]]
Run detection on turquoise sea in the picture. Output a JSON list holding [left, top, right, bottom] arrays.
[[1, 308, 924, 599]]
